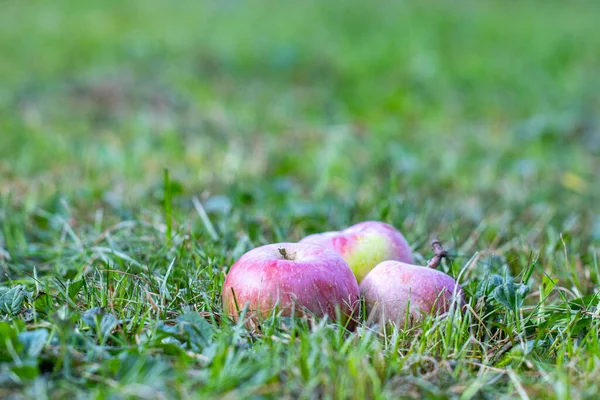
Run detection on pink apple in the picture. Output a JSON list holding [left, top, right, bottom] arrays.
[[222, 242, 360, 326], [360, 260, 464, 328], [299, 221, 414, 283]]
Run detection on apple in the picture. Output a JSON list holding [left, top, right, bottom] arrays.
[[222, 242, 360, 326], [299, 221, 414, 283], [360, 260, 464, 328]]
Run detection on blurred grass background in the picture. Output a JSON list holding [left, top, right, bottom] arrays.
[[2, 0, 599, 202], [1, 0, 600, 397]]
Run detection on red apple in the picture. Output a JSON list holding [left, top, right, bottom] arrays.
[[222, 242, 360, 325], [360, 260, 464, 328], [299, 221, 414, 283]]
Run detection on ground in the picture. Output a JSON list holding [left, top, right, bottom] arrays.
[[1, 0, 600, 398]]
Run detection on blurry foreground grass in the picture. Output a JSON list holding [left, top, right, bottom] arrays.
[[1, 0, 600, 398]]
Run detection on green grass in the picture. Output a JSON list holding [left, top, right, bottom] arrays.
[[1, 0, 600, 398]]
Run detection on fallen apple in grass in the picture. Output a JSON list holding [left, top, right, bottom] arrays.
[[222, 242, 360, 326], [360, 241, 464, 327], [299, 221, 414, 283]]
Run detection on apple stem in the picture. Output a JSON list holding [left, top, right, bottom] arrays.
[[427, 240, 448, 268], [278, 247, 290, 260]]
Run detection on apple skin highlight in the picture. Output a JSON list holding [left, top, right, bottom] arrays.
[[299, 221, 414, 283], [359, 260, 465, 328], [222, 242, 360, 325]]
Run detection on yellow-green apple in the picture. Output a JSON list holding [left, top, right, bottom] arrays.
[[222, 242, 360, 326], [360, 260, 464, 328], [299, 221, 413, 283]]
